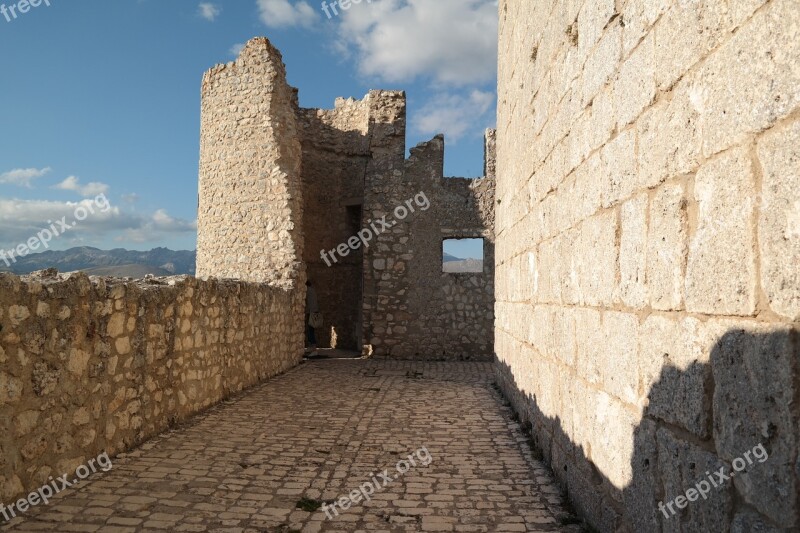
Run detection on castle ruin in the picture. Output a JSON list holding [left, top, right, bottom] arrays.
[[196, 39, 496, 358], [0, 1, 797, 531]]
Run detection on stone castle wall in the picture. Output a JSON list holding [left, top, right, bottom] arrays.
[[495, 0, 799, 531], [196, 38, 304, 287], [301, 89, 496, 359], [362, 132, 496, 359], [0, 272, 303, 504], [196, 38, 497, 358], [297, 89, 497, 358]]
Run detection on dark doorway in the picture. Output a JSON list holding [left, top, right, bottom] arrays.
[[341, 204, 364, 350]]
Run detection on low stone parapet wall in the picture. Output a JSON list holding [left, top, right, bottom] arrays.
[[0, 272, 304, 503]]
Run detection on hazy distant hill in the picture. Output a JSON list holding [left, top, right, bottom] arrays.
[[0, 247, 196, 276], [78, 264, 175, 278], [0, 246, 482, 277], [443, 258, 484, 273]]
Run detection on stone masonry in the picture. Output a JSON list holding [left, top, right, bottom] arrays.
[[196, 38, 304, 288], [3, 4, 798, 531], [360, 129, 495, 359], [197, 38, 496, 358], [0, 35, 495, 515], [0, 272, 303, 507], [495, 0, 800, 531]]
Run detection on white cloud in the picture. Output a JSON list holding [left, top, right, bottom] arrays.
[[0, 197, 196, 250], [198, 2, 221, 21], [411, 90, 495, 143], [0, 167, 51, 188], [115, 230, 150, 244], [151, 209, 197, 232], [257, 0, 318, 28], [336, 0, 498, 86], [53, 176, 110, 197], [116, 211, 197, 243], [230, 42, 246, 57], [121, 193, 140, 204], [0, 197, 130, 247]]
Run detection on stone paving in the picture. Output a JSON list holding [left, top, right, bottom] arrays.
[[2, 360, 580, 532]]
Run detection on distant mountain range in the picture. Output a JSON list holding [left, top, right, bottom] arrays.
[[443, 258, 484, 273], [443, 253, 484, 273], [0, 247, 196, 277]]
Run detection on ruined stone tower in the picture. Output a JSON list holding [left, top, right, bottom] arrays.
[[197, 39, 304, 287], [196, 38, 496, 358]]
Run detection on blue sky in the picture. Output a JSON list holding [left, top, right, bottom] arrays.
[[0, 0, 498, 253]]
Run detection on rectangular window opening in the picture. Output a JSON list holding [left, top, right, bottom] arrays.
[[443, 238, 484, 273]]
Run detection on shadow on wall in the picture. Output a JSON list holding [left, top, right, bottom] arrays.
[[299, 110, 371, 351], [496, 328, 799, 532]]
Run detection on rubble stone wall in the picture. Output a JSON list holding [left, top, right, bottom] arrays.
[[362, 132, 496, 359], [0, 273, 303, 504], [197, 38, 496, 357], [495, 0, 799, 531], [295, 88, 497, 358], [196, 38, 304, 287]]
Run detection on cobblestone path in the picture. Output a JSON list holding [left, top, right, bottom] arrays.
[[3, 360, 580, 532]]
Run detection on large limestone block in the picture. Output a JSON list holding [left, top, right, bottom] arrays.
[[600, 129, 637, 209], [639, 315, 712, 437], [697, 0, 800, 157], [599, 311, 639, 406], [527, 356, 558, 438], [579, 211, 618, 306], [536, 237, 562, 304], [654, 0, 730, 91], [577, 0, 615, 60], [582, 23, 622, 107], [585, 389, 637, 489], [574, 307, 602, 385], [637, 82, 703, 188], [657, 428, 733, 533], [710, 323, 797, 528], [756, 119, 800, 320], [685, 147, 757, 315], [618, 194, 648, 308], [620, 0, 669, 55], [622, 418, 660, 533], [551, 307, 576, 367], [614, 32, 655, 129], [647, 183, 687, 310]]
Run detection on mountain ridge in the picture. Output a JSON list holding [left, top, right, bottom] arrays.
[[0, 246, 196, 276]]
